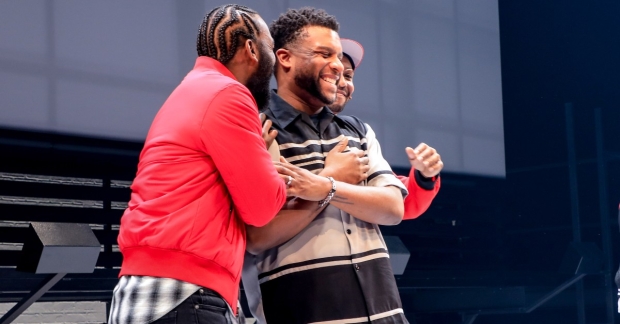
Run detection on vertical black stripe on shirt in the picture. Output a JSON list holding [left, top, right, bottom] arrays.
[[260, 264, 369, 324], [145, 278, 161, 323], [125, 276, 142, 324], [356, 258, 404, 319]]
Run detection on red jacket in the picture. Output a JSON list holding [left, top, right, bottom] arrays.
[[398, 168, 441, 220], [118, 57, 287, 310]]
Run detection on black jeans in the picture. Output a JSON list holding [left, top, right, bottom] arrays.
[[151, 288, 236, 324]]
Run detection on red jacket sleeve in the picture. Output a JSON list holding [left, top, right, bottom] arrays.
[[399, 168, 441, 220], [201, 84, 287, 227]]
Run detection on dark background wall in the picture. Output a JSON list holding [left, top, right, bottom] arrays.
[[477, 0, 620, 322], [389, 0, 619, 323], [500, 0, 620, 276]]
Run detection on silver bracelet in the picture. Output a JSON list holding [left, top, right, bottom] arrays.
[[318, 176, 336, 207]]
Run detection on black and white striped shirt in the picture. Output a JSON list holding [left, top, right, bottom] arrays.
[[243, 92, 409, 324]]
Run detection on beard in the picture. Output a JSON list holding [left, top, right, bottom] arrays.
[[246, 42, 274, 111], [294, 64, 335, 106], [328, 99, 346, 114]]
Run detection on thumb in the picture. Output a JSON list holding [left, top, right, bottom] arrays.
[[332, 137, 349, 153], [405, 147, 417, 160], [279, 156, 289, 164]]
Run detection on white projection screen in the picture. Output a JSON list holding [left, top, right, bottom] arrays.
[[0, 0, 504, 177]]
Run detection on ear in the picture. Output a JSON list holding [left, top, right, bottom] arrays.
[[275, 48, 292, 72], [244, 39, 259, 64]]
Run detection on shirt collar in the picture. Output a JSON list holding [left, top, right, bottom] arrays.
[[268, 90, 338, 132], [268, 90, 302, 128]]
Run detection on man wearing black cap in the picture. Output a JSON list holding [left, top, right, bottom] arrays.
[[331, 38, 443, 220]]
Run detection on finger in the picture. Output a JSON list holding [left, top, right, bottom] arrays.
[[359, 156, 370, 165], [279, 173, 298, 192], [286, 177, 308, 197], [262, 119, 273, 135], [285, 185, 299, 197], [425, 154, 441, 168], [278, 174, 290, 183], [361, 165, 370, 173], [274, 164, 298, 177], [405, 147, 417, 160], [275, 161, 305, 174], [412, 143, 428, 156], [264, 129, 277, 145], [348, 147, 365, 158], [279, 156, 289, 164], [410, 157, 426, 170], [330, 137, 349, 153], [425, 158, 439, 170], [259, 113, 267, 124], [282, 174, 295, 187], [436, 160, 444, 171], [275, 165, 293, 176], [429, 160, 444, 173], [265, 137, 276, 151], [417, 146, 435, 161]]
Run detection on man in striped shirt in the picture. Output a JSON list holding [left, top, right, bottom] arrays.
[[243, 7, 431, 324], [108, 5, 333, 324]]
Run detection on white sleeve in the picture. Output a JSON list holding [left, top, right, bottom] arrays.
[[364, 123, 408, 197]]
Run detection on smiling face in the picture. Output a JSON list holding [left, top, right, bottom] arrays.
[[290, 26, 344, 107], [328, 54, 355, 114]]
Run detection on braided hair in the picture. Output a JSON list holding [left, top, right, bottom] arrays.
[[269, 7, 339, 51], [197, 4, 261, 64]]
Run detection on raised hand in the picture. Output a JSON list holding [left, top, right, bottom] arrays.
[[321, 138, 369, 184], [406, 143, 443, 178], [260, 113, 278, 150]]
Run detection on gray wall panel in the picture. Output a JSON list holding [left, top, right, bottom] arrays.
[[0, 0, 504, 176]]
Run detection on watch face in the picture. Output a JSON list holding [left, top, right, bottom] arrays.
[[268, 138, 280, 161]]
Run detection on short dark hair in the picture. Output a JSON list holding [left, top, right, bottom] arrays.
[[196, 4, 261, 64], [269, 7, 339, 51], [343, 53, 355, 70]]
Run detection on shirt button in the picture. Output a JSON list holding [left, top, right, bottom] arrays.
[[346, 229, 352, 235], [354, 264, 360, 271], [199, 289, 204, 294], [195, 304, 200, 309]]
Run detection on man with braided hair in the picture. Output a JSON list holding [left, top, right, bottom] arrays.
[[108, 4, 332, 324], [243, 7, 412, 324]]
